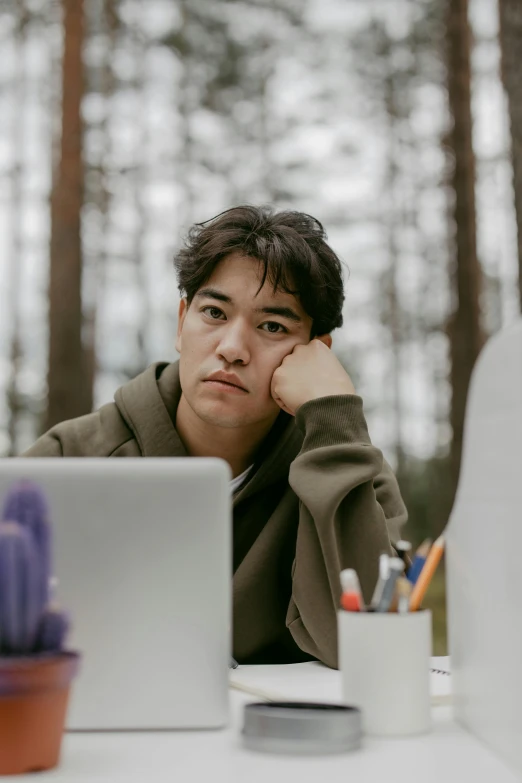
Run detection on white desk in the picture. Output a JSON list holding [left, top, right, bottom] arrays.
[[31, 663, 520, 783]]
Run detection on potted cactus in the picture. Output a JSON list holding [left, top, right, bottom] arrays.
[[0, 480, 80, 775]]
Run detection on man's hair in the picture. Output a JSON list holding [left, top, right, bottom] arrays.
[[173, 205, 345, 337]]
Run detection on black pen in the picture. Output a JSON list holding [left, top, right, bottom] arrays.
[[395, 540, 412, 570]]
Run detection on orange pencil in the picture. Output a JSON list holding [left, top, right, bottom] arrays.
[[409, 535, 445, 612]]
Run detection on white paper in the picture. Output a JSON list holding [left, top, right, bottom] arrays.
[[230, 657, 452, 705]]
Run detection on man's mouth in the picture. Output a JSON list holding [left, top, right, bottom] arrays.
[[204, 371, 249, 392], [203, 379, 248, 394]]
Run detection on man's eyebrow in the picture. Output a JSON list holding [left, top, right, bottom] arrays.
[[196, 288, 232, 304], [253, 306, 302, 323], [196, 288, 302, 323]]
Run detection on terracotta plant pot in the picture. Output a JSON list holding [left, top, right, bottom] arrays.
[[0, 652, 80, 775]]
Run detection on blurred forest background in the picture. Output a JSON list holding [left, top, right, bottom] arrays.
[[1, 0, 522, 653]]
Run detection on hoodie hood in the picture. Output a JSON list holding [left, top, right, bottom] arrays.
[[114, 361, 304, 498], [114, 363, 187, 457]]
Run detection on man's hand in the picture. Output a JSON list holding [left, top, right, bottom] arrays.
[[271, 338, 356, 416]]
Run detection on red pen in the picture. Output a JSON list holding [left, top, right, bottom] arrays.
[[340, 569, 365, 612]]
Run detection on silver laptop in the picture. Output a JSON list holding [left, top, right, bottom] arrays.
[[0, 458, 231, 731]]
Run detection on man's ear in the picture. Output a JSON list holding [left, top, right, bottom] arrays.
[[314, 334, 332, 349], [175, 298, 188, 353]]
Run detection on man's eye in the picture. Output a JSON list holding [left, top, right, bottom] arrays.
[[202, 306, 224, 320], [260, 322, 287, 334]]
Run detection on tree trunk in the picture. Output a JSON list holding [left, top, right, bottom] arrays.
[[47, 0, 90, 430], [131, 17, 150, 375], [445, 0, 485, 502], [378, 37, 408, 483], [498, 0, 522, 312], [6, 3, 29, 455]]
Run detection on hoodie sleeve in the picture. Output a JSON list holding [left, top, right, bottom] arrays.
[[22, 403, 139, 458], [23, 432, 64, 457], [285, 394, 407, 669]]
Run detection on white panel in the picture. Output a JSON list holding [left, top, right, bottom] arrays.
[[447, 320, 522, 775]]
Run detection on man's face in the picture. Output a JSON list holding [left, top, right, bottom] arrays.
[[175, 252, 313, 429]]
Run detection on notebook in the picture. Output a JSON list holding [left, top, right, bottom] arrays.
[[229, 657, 451, 705]]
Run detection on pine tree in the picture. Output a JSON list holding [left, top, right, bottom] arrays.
[[445, 0, 485, 500], [47, 0, 91, 429], [498, 0, 522, 311], [5, 1, 29, 454]]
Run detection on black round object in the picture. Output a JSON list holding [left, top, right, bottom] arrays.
[[242, 701, 362, 755]]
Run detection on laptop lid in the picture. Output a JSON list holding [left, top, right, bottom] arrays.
[[0, 458, 232, 730]]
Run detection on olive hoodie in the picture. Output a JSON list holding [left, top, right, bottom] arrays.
[[24, 361, 407, 668]]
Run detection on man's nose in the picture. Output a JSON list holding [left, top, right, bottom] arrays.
[[216, 321, 250, 365]]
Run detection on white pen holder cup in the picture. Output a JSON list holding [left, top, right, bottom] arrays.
[[338, 609, 432, 737]]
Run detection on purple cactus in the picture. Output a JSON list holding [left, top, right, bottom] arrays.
[[2, 480, 52, 605], [0, 483, 71, 657], [36, 608, 70, 653], [0, 522, 44, 654]]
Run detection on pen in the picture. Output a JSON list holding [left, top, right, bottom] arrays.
[[230, 657, 239, 669], [370, 553, 390, 609], [409, 535, 445, 612], [376, 558, 404, 612], [407, 538, 432, 585], [396, 576, 412, 614], [395, 540, 412, 570], [340, 568, 365, 612]]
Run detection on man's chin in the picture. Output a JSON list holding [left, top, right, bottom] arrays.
[[196, 410, 254, 428], [192, 398, 275, 429]]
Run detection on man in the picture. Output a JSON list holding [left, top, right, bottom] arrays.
[[25, 205, 407, 668]]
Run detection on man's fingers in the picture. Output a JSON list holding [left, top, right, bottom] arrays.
[[273, 395, 294, 416]]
